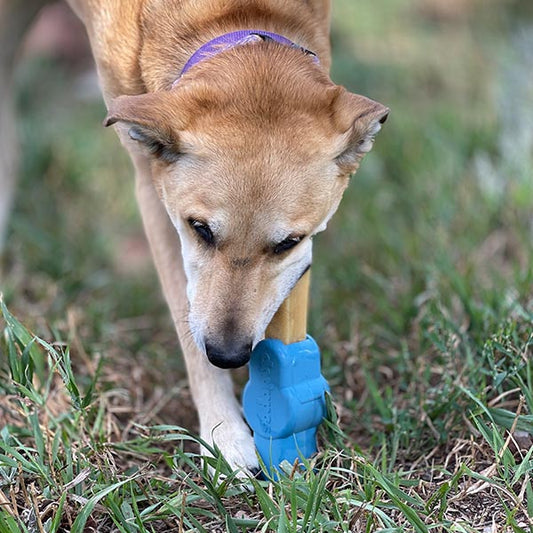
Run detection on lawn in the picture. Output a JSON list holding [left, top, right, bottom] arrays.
[[1, 0, 532, 531]]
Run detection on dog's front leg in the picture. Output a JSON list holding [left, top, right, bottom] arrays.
[[131, 152, 259, 475]]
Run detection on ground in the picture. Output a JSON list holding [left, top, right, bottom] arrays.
[[0, 0, 532, 531]]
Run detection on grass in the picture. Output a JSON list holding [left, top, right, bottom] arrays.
[[1, 0, 533, 530]]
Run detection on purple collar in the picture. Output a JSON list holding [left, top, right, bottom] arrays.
[[173, 30, 319, 86]]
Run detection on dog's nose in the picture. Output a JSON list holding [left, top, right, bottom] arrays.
[[205, 340, 253, 369]]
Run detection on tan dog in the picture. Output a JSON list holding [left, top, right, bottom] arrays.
[[1, 0, 388, 474]]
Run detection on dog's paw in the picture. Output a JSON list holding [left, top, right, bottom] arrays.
[[201, 416, 259, 477]]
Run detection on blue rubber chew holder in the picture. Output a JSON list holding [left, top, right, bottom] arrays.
[[243, 335, 329, 478]]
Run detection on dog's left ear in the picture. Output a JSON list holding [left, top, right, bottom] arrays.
[[103, 91, 190, 163], [331, 88, 389, 175]]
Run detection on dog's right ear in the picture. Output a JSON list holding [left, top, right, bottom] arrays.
[[329, 88, 389, 175], [104, 92, 189, 163]]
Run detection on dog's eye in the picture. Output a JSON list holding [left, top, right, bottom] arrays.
[[128, 126, 181, 164], [188, 219, 215, 246], [273, 236, 303, 255]]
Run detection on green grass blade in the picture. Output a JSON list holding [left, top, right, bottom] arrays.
[[71, 475, 140, 532]]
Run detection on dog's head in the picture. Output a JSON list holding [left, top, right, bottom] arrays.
[[105, 46, 388, 368]]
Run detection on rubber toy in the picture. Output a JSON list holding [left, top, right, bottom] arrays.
[[243, 335, 329, 478]]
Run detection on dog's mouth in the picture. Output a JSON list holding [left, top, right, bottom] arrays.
[[193, 262, 313, 369]]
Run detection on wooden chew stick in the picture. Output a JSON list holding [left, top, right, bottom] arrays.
[[265, 269, 310, 344]]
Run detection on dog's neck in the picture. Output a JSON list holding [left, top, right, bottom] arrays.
[[173, 30, 319, 87], [136, 1, 331, 93]]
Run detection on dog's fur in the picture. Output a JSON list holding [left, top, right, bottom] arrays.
[[1, 0, 388, 474]]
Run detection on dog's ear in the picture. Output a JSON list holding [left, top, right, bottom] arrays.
[[104, 92, 189, 163], [331, 88, 389, 175]]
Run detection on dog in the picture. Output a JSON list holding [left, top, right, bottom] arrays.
[[0, 0, 388, 475]]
